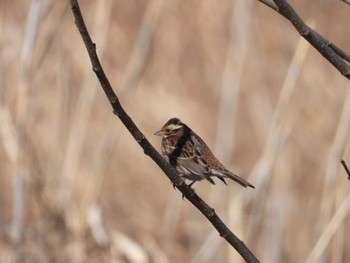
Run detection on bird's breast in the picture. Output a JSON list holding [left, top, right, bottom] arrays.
[[161, 137, 177, 157]]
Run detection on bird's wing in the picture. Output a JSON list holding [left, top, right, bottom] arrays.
[[176, 137, 213, 183]]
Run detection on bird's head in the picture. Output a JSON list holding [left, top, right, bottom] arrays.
[[154, 118, 184, 138]]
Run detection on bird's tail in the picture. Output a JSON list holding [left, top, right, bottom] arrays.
[[221, 172, 255, 188]]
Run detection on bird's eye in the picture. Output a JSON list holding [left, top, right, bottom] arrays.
[[165, 128, 171, 133]]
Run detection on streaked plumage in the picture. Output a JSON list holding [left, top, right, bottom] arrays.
[[154, 118, 254, 188]]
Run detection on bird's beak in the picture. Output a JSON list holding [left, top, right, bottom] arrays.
[[154, 129, 163, 136]]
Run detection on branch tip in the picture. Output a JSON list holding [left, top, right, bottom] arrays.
[[264, 0, 350, 79], [341, 160, 350, 180]]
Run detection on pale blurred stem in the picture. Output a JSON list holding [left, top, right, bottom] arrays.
[[320, 88, 350, 263], [119, 0, 163, 95], [12, 0, 44, 248], [68, 1, 259, 262], [305, 192, 350, 263], [258, 0, 350, 79], [323, 89, 350, 192]]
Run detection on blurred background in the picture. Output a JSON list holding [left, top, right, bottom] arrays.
[[1, 0, 350, 262]]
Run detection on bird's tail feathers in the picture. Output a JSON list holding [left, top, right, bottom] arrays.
[[220, 171, 255, 188]]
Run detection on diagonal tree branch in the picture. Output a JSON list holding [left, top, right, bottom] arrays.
[[68, 1, 259, 262], [258, 0, 350, 79]]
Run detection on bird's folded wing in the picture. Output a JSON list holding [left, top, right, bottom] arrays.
[[177, 139, 210, 177]]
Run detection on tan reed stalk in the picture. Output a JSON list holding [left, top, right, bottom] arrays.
[[11, 0, 44, 253], [0, 109, 18, 164], [245, 27, 312, 262], [85, 118, 118, 247], [57, 0, 112, 236], [190, 1, 254, 262], [111, 231, 149, 263], [330, 96, 350, 263], [224, 2, 254, 262], [305, 191, 350, 263], [161, 187, 182, 250], [75, 3, 117, 248], [119, 0, 164, 96], [306, 86, 350, 263], [140, 234, 170, 263], [190, 230, 223, 263]]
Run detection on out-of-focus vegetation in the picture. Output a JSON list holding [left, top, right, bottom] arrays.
[[1, 1, 350, 262]]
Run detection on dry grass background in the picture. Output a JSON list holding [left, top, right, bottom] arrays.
[[1, 0, 350, 262]]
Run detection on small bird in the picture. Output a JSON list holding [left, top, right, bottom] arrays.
[[154, 118, 254, 189]]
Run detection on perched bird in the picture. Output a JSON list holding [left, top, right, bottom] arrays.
[[154, 118, 254, 189]]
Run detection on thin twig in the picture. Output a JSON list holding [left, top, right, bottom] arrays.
[[258, 0, 278, 10], [341, 160, 350, 180], [342, 0, 350, 6], [68, 0, 259, 262], [328, 43, 350, 64], [258, 0, 350, 79]]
